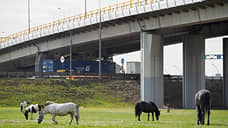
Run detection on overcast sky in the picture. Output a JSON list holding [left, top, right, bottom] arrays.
[[0, 0, 226, 76], [0, 0, 127, 36]]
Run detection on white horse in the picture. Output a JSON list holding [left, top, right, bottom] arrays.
[[45, 101, 56, 106], [24, 104, 44, 120], [20, 101, 29, 113], [38, 102, 80, 125]]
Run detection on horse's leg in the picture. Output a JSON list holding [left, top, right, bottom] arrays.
[[152, 112, 154, 121], [52, 114, 58, 124], [74, 113, 79, 125], [147, 113, 150, 121], [138, 112, 141, 121], [197, 106, 201, 125], [30, 112, 33, 120], [69, 113, 73, 125], [207, 110, 210, 125], [201, 110, 205, 125]]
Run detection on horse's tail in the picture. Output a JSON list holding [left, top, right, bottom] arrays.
[[75, 104, 80, 120], [135, 103, 140, 118]]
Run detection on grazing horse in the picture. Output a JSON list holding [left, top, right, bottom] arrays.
[[38, 102, 80, 125], [45, 101, 56, 106], [135, 101, 160, 121], [24, 104, 44, 120], [195, 89, 211, 125], [20, 101, 30, 113]]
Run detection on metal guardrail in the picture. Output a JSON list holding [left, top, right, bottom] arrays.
[[0, 72, 222, 81], [0, 0, 204, 49], [0, 72, 140, 80]]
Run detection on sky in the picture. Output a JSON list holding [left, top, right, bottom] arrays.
[[0, 0, 226, 76], [114, 37, 225, 76], [0, 0, 126, 36]]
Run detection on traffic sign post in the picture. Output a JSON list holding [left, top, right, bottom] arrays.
[[121, 58, 125, 73], [121, 58, 124, 64], [60, 56, 65, 63], [60, 56, 65, 70]]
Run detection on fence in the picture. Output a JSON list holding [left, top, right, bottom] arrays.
[[164, 75, 225, 108], [0, 72, 140, 80]]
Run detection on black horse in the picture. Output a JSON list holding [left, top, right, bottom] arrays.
[[195, 89, 211, 125], [135, 101, 160, 121]]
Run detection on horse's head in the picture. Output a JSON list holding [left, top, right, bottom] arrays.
[[24, 110, 29, 120], [20, 101, 27, 113], [155, 110, 160, 120], [37, 111, 44, 124], [45, 101, 55, 106]]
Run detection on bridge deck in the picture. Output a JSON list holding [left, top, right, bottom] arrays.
[[0, 0, 205, 49]]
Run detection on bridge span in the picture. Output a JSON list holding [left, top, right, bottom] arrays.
[[0, 0, 228, 108]]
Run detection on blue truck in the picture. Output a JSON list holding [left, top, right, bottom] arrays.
[[42, 60, 115, 73]]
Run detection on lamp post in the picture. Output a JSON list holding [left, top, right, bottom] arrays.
[[85, 0, 87, 15], [211, 63, 219, 76], [28, 0, 30, 32], [98, 0, 102, 79], [57, 8, 64, 19], [70, 31, 72, 80]]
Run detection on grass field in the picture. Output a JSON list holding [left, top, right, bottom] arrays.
[[0, 107, 228, 128]]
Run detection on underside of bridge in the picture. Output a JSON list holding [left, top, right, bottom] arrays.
[[0, 0, 228, 109], [141, 20, 228, 108], [0, 32, 140, 72]]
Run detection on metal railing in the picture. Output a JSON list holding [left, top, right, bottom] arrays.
[[0, 72, 140, 80], [0, 0, 203, 49]]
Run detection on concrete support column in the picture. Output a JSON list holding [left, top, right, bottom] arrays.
[[35, 52, 43, 72], [183, 34, 205, 108], [223, 38, 228, 108], [140, 32, 164, 108]]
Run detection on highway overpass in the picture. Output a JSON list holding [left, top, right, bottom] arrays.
[[0, 0, 228, 108]]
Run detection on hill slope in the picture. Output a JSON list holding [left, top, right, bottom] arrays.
[[0, 79, 140, 107]]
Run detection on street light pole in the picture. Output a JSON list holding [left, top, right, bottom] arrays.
[[98, 0, 102, 79], [70, 31, 72, 80], [28, 0, 31, 34], [85, 0, 87, 15]]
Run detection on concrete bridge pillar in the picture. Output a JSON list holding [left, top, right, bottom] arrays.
[[35, 52, 44, 72], [140, 32, 164, 108], [223, 38, 228, 108], [183, 34, 205, 108]]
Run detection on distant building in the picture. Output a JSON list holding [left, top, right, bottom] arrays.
[[126, 61, 140, 74], [115, 64, 121, 73]]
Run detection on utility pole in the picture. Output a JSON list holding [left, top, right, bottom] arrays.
[[28, 0, 31, 34], [98, 0, 102, 79], [85, 0, 87, 15], [70, 31, 72, 80]]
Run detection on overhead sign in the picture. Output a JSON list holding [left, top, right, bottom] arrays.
[[60, 56, 65, 63], [217, 54, 222, 59], [205, 54, 223, 60]]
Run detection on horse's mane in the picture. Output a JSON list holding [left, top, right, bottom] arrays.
[[45, 101, 56, 106]]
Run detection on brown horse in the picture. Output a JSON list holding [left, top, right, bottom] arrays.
[[135, 101, 160, 121]]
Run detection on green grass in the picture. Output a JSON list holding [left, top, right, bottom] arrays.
[[0, 107, 228, 128], [0, 79, 139, 107]]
